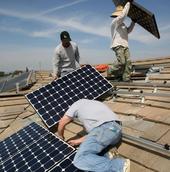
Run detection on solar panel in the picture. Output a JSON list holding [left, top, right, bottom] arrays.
[[0, 123, 75, 172], [49, 152, 83, 172], [26, 65, 113, 128], [112, 0, 160, 39], [0, 71, 31, 93], [0, 122, 47, 163], [129, 2, 160, 39]]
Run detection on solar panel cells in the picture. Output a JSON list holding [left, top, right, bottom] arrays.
[[0, 123, 47, 163], [0, 123, 76, 172], [128, 2, 160, 39], [26, 65, 113, 128], [49, 152, 83, 172]]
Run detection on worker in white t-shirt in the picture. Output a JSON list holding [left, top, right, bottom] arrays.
[[109, 2, 136, 82], [58, 99, 130, 172], [52, 31, 80, 79]]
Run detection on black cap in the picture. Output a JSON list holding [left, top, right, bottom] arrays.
[[60, 31, 71, 41]]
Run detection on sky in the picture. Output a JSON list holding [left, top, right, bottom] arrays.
[[0, 0, 170, 72]]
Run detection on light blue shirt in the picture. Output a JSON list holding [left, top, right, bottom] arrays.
[[66, 99, 119, 132]]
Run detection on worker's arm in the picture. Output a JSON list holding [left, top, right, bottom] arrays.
[[75, 45, 80, 64], [53, 51, 61, 79], [116, 2, 131, 26], [127, 20, 135, 33], [68, 136, 86, 147], [58, 115, 73, 140]]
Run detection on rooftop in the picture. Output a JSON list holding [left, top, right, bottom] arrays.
[[0, 57, 170, 172]]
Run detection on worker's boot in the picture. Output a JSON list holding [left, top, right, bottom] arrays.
[[123, 159, 130, 172], [107, 147, 119, 159]]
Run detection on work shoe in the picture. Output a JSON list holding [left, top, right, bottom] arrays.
[[123, 159, 130, 172], [107, 147, 119, 159]]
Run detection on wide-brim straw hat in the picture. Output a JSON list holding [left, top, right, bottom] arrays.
[[111, 5, 123, 17]]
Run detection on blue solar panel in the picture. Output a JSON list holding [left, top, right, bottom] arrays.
[[26, 65, 113, 128], [0, 122, 47, 163], [0, 123, 76, 172], [49, 152, 83, 172]]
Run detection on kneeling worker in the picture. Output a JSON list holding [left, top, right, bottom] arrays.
[[58, 99, 130, 172]]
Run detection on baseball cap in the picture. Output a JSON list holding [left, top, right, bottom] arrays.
[[60, 31, 71, 41]]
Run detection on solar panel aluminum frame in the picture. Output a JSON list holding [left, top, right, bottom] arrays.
[[25, 65, 113, 128], [0, 122, 76, 172]]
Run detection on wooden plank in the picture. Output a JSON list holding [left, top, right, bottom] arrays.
[[157, 130, 170, 145], [141, 124, 169, 142], [0, 99, 28, 107]]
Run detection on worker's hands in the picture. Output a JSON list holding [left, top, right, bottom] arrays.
[[68, 139, 81, 147], [68, 136, 86, 147], [53, 76, 58, 80], [53, 73, 61, 80]]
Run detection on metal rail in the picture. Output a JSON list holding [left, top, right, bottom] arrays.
[[27, 70, 36, 85], [112, 90, 170, 98], [122, 133, 170, 159], [111, 81, 170, 88]]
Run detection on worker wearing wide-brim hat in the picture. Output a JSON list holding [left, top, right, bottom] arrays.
[[109, 2, 136, 82]]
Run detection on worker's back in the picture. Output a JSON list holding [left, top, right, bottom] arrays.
[[66, 99, 119, 132]]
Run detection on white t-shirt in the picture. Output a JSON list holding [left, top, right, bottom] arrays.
[[110, 2, 135, 48], [66, 99, 119, 132]]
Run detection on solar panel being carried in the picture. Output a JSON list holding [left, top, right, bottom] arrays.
[[26, 65, 113, 128], [0, 122, 76, 172], [112, 0, 160, 39]]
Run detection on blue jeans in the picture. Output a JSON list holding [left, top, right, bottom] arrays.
[[73, 121, 125, 172]]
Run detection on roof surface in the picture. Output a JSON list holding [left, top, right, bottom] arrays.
[[0, 57, 170, 172]]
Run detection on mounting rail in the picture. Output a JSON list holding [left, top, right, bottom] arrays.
[[122, 133, 170, 159], [111, 81, 170, 88], [112, 90, 170, 98]]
